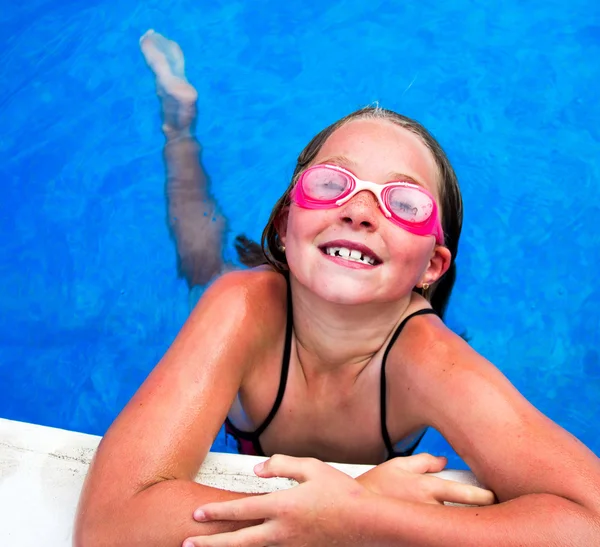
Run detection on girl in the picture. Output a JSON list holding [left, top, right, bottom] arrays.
[[74, 32, 600, 547]]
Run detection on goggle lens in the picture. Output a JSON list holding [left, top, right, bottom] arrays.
[[385, 186, 434, 224], [302, 168, 350, 201]]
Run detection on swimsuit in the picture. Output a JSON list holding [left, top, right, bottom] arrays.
[[225, 274, 436, 459]]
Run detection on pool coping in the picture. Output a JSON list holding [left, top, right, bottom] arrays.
[[0, 417, 478, 546]]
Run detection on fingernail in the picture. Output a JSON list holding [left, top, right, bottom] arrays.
[[254, 462, 265, 474], [183, 541, 195, 547], [193, 509, 206, 521]]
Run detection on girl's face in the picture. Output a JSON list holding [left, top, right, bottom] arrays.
[[280, 118, 450, 305]]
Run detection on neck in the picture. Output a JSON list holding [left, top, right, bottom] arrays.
[[289, 275, 412, 379]]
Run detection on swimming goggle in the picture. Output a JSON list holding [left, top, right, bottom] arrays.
[[291, 164, 445, 245]]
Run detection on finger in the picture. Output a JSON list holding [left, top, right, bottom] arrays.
[[432, 478, 496, 506], [391, 453, 448, 474], [254, 454, 325, 482], [194, 493, 278, 522], [184, 522, 272, 547]]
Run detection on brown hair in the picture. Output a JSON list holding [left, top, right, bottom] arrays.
[[235, 105, 463, 319]]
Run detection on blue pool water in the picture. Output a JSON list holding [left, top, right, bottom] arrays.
[[1, 0, 599, 468]]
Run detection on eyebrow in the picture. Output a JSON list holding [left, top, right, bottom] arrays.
[[318, 154, 426, 187]]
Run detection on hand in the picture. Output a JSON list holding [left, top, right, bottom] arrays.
[[356, 453, 495, 506], [183, 454, 375, 547]]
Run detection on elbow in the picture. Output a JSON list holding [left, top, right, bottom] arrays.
[[73, 516, 98, 547], [74, 511, 104, 547], [73, 524, 95, 547], [589, 508, 600, 542], [73, 501, 120, 547]]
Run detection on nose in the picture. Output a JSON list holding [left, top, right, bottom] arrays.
[[338, 190, 381, 231]]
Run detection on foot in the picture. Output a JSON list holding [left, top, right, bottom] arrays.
[[140, 29, 198, 133]]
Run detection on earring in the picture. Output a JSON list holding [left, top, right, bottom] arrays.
[[421, 282, 430, 291], [279, 245, 286, 252]]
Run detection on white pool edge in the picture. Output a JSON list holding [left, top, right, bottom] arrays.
[[0, 417, 478, 546]]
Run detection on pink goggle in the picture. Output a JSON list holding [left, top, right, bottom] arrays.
[[291, 164, 444, 245]]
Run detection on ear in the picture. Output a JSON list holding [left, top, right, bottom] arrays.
[[418, 245, 452, 287], [275, 206, 290, 245]]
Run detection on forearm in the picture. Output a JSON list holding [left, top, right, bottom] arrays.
[[75, 479, 260, 547], [359, 494, 600, 546]]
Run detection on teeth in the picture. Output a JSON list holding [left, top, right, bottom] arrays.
[[324, 247, 376, 266]]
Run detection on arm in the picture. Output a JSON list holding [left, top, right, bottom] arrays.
[[185, 454, 599, 547], [373, 316, 600, 545], [169, 316, 600, 547], [74, 270, 282, 547]]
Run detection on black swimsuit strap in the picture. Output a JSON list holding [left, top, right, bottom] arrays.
[[224, 272, 294, 453], [254, 272, 294, 436], [380, 308, 438, 457]]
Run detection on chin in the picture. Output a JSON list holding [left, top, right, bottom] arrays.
[[309, 274, 384, 305], [288, 247, 391, 304]]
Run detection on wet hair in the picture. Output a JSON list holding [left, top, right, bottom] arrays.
[[235, 105, 463, 319]]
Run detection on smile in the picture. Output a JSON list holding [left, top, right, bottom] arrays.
[[324, 247, 376, 266], [318, 240, 382, 267]]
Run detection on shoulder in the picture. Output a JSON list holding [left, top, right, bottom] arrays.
[[385, 309, 505, 421], [197, 267, 290, 401], [386, 306, 531, 439], [386, 312, 600, 509], [384, 307, 445, 387], [388, 309, 496, 387], [203, 266, 286, 300], [192, 267, 288, 343]]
